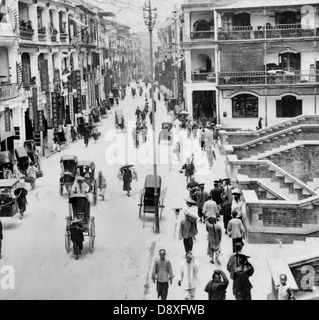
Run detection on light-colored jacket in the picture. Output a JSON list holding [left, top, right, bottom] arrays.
[[227, 218, 245, 239], [179, 259, 200, 290]]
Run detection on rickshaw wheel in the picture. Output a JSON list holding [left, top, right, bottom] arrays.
[[89, 218, 95, 253], [65, 230, 71, 253], [138, 192, 143, 218], [59, 183, 64, 196], [92, 180, 97, 206]]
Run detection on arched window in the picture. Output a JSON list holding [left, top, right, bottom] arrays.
[[232, 94, 258, 118], [276, 95, 302, 117], [193, 20, 210, 32]]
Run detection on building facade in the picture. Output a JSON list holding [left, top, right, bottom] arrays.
[[182, 0, 319, 128]]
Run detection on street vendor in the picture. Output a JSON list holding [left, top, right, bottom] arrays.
[[97, 171, 107, 201]]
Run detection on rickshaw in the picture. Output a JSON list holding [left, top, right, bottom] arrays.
[[115, 109, 125, 132], [76, 116, 86, 138], [76, 161, 98, 206], [100, 100, 108, 118], [15, 147, 41, 189], [0, 151, 15, 179], [65, 194, 96, 260], [91, 108, 100, 124], [24, 140, 41, 170], [60, 155, 78, 197], [138, 175, 165, 228], [158, 122, 173, 145], [0, 179, 19, 217]]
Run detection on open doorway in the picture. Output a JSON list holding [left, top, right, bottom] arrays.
[[192, 91, 216, 123]]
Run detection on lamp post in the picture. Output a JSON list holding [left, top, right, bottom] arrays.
[[143, 0, 160, 233]]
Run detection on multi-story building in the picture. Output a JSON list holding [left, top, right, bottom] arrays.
[[155, 8, 185, 107], [1, 0, 27, 151], [138, 32, 152, 80], [182, 0, 319, 128]]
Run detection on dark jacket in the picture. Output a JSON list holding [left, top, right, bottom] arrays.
[[205, 276, 229, 300], [0, 220, 3, 240], [233, 261, 254, 296]]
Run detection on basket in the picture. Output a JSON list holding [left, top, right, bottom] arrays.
[[24, 177, 35, 183], [36, 171, 43, 178]]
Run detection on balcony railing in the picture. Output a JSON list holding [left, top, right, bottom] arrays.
[[218, 23, 318, 41], [191, 30, 215, 40], [192, 72, 216, 82], [38, 31, 47, 42], [0, 84, 19, 101], [218, 70, 319, 86], [51, 34, 57, 42], [60, 33, 68, 43], [19, 28, 34, 40]]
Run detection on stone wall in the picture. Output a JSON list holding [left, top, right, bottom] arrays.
[[265, 145, 319, 183]]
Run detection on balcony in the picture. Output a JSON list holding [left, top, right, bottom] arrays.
[[218, 24, 318, 41], [192, 72, 216, 82], [60, 33, 68, 43], [19, 28, 34, 41], [0, 84, 19, 102], [38, 28, 47, 42], [218, 70, 319, 86], [190, 30, 215, 40]]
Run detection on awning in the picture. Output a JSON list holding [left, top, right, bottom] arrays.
[[69, 17, 88, 29]]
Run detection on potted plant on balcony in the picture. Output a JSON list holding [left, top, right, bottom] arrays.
[[19, 20, 27, 30], [26, 20, 33, 31], [38, 26, 46, 34]]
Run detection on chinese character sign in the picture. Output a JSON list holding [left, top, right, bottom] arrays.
[[4, 107, 11, 132], [32, 87, 39, 133], [75, 70, 82, 113], [51, 92, 59, 129], [46, 92, 52, 128], [40, 59, 49, 92], [38, 110, 44, 131]]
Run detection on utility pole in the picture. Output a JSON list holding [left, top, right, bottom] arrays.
[[143, 1, 160, 233]]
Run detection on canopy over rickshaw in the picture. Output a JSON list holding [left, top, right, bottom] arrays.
[[0, 151, 15, 179], [138, 175, 165, 228], [60, 155, 79, 197], [76, 161, 97, 206], [0, 179, 19, 217], [65, 194, 95, 260]]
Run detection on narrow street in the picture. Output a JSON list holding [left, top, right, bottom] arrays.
[[0, 82, 274, 300]]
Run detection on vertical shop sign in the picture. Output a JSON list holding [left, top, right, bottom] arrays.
[[38, 110, 45, 131], [32, 87, 39, 133], [75, 70, 82, 113], [51, 92, 59, 129], [46, 92, 52, 128]]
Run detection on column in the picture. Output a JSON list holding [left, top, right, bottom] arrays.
[[52, 9, 59, 42], [30, 53, 39, 86], [185, 50, 192, 83], [42, 8, 50, 42], [54, 52, 62, 72], [44, 53, 54, 92], [8, 46, 19, 84], [72, 52, 79, 70], [186, 87, 193, 117], [29, 4, 38, 40], [184, 11, 190, 42]]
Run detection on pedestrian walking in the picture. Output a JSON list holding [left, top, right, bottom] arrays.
[[92, 126, 99, 143], [120, 165, 134, 197], [222, 178, 234, 203], [97, 171, 107, 201], [202, 195, 219, 220], [227, 211, 245, 252], [232, 254, 254, 300], [179, 199, 198, 254], [213, 129, 220, 147], [204, 269, 229, 300], [231, 189, 244, 221], [200, 128, 206, 150], [275, 274, 295, 300], [135, 107, 142, 119], [71, 126, 77, 143], [14, 183, 28, 220], [195, 183, 208, 223], [173, 141, 181, 161], [227, 242, 244, 280], [132, 127, 139, 149], [178, 252, 200, 300], [141, 124, 148, 143], [186, 121, 192, 139], [206, 217, 222, 264], [220, 196, 232, 234], [0, 219, 2, 259], [205, 126, 214, 149], [83, 123, 90, 148], [257, 117, 263, 130], [149, 111, 153, 126], [151, 249, 174, 300], [181, 155, 195, 183], [53, 134, 61, 152], [68, 217, 85, 260], [192, 122, 198, 139], [200, 114, 208, 127], [206, 146, 216, 170]]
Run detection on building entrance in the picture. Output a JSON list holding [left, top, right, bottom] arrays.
[[192, 90, 216, 124]]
